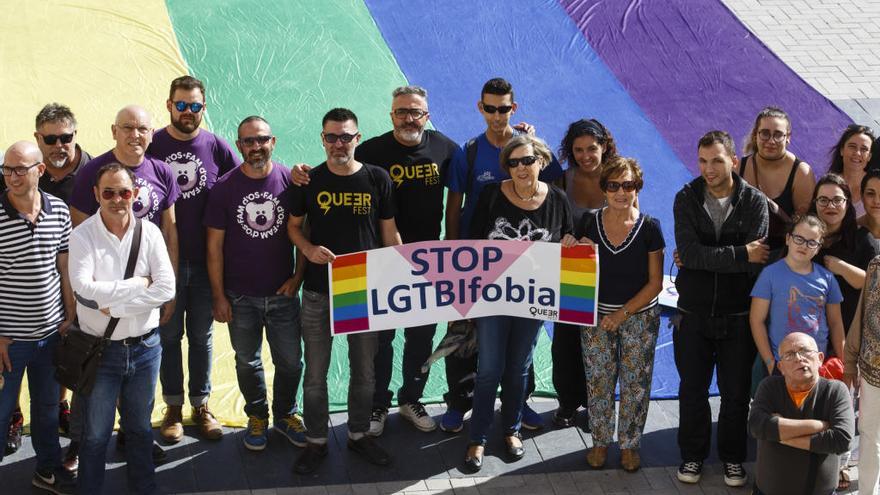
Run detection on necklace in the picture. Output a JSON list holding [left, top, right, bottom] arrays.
[[512, 182, 540, 201]]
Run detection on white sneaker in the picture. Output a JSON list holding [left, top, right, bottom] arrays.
[[367, 408, 387, 437], [399, 402, 437, 432]]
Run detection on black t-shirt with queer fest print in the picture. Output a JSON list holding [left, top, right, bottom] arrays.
[[355, 130, 458, 243], [290, 162, 396, 294]]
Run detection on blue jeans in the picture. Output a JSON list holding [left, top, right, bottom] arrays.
[[0, 332, 61, 470], [469, 316, 541, 444], [227, 291, 303, 420], [78, 330, 161, 495], [372, 323, 437, 408], [159, 260, 214, 407]]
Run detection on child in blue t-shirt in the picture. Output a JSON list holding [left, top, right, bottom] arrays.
[[750, 214, 845, 375]]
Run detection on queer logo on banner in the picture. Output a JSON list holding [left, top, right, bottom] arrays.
[[328, 240, 598, 335]]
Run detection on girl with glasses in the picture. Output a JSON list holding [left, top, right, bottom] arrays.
[[564, 157, 664, 472], [749, 214, 845, 381]]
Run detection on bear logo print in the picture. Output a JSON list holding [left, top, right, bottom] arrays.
[[244, 200, 276, 232], [132, 185, 152, 218], [170, 160, 200, 193]]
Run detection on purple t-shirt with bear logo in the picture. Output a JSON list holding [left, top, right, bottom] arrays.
[[70, 150, 180, 227], [204, 162, 294, 297], [147, 128, 241, 262]]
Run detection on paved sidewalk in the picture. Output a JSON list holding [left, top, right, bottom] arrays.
[[723, 0, 880, 126]]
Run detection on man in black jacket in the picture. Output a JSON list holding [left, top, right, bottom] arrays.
[[673, 130, 769, 487]]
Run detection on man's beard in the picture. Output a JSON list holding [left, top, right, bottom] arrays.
[[171, 115, 200, 134]]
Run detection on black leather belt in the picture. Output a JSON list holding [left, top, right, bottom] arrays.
[[114, 328, 157, 346]]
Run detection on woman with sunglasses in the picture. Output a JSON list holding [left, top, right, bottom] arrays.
[[564, 157, 664, 472], [859, 168, 880, 240], [829, 125, 875, 216], [463, 135, 572, 471], [549, 119, 620, 429], [740, 106, 816, 257], [749, 214, 845, 380]]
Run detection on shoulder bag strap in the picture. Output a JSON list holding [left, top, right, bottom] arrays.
[[102, 218, 143, 340]]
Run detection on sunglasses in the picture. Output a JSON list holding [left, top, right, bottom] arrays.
[[238, 135, 273, 146], [323, 133, 358, 144], [604, 180, 638, 192], [506, 156, 539, 168], [392, 108, 428, 119], [173, 101, 204, 113], [789, 233, 821, 249], [101, 189, 133, 200], [39, 133, 75, 145], [481, 103, 513, 114]]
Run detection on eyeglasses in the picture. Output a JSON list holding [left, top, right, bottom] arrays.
[[238, 135, 273, 146], [173, 101, 204, 113], [506, 156, 539, 168], [392, 108, 428, 119], [0, 162, 41, 176], [780, 349, 818, 361], [323, 133, 358, 144], [100, 189, 134, 200], [815, 196, 847, 208], [38, 133, 75, 145], [789, 233, 821, 249], [480, 103, 513, 114], [758, 129, 788, 143], [604, 180, 638, 192]]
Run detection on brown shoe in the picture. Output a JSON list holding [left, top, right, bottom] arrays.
[[192, 404, 223, 440], [160, 405, 184, 443], [621, 448, 641, 472], [586, 446, 607, 469]]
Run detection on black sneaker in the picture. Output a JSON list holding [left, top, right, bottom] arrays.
[[552, 407, 577, 428], [5, 409, 23, 455], [116, 431, 167, 465], [292, 442, 328, 474], [32, 468, 74, 495], [347, 436, 392, 466], [723, 462, 748, 487], [677, 460, 703, 484]]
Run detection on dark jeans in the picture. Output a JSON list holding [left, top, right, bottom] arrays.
[[0, 333, 61, 470], [552, 322, 588, 410], [78, 331, 161, 495], [673, 312, 755, 463], [444, 337, 536, 413], [159, 260, 214, 407], [227, 292, 303, 420], [372, 324, 437, 409]]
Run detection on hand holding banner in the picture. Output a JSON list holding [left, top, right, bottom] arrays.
[[328, 240, 598, 335]]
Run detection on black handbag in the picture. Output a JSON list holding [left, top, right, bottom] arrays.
[[54, 219, 142, 395]]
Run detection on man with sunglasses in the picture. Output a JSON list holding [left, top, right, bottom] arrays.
[[441, 77, 563, 433], [673, 130, 769, 487], [205, 116, 305, 453], [69, 163, 175, 495], [289, 108, 402, 474], [0, 103, 91, 462], [147, 76, 240, 444], [291, 85, 457, 436], [0, 141, 75, 495], [749, 332, 854, 495]]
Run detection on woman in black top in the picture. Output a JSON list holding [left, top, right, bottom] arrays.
[[464, 135, 573, 471], [740, 106, 815, 255], [808, 173, 879, 331], [564, 157, 664, 473]]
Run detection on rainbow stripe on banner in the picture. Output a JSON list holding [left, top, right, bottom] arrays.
[[558, 245, 598, 326], [331, 252, 369, 334]]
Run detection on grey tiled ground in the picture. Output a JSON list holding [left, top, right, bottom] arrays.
[[0, 398, 862, 494], [723, 0, 880, 126]]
